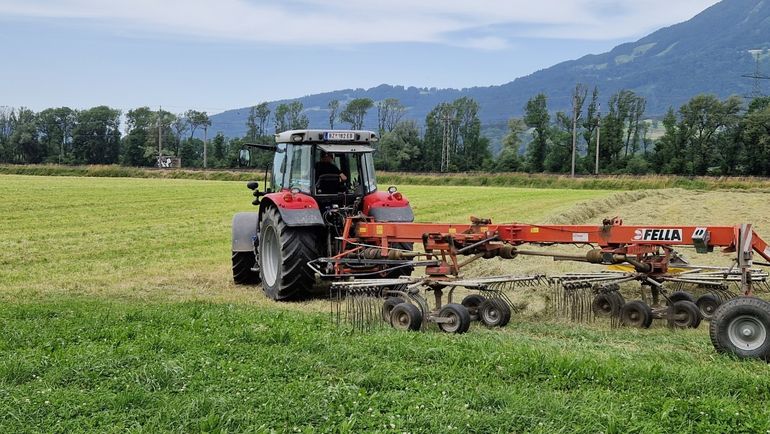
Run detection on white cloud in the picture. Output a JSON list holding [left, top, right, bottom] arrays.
[[0, 0, 722, 47]]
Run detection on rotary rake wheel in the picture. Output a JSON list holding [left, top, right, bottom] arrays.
[[546, 267, 770, 329], [330, 275, 547, 333]]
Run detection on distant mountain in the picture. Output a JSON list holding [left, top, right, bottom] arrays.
[[210, 0, 770, 152]]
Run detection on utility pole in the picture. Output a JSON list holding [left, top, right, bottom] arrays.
[[158, 106, 162, 167], [595, 105, 601, 175], [571, 93, 579, 178]]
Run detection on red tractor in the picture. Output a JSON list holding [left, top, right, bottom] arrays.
[[233, 129, 770, 361], [231, 130, 413, 300]]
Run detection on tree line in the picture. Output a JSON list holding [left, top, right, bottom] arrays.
[[3, 89, 770, 176]]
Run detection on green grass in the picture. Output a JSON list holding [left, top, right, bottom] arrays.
[[3, 174, 770, 432], [3, 299, 770, 433]]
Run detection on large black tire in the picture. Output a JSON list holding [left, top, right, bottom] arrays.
[[381, 297, 406, 324], [258, 207, 319, 300], [620, 301, 654, 329], [696, 293, 722, 320], [667, 291, 695, 305], [232, 251, 261, 285], [667, 300, 702, 329], [710, 297, 770, 361], [390, 303, 422, 331], [437, 303, 471, 334], [478, 299, 511, 328]]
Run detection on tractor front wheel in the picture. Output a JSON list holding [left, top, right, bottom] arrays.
[[259, 206, 319, 300]]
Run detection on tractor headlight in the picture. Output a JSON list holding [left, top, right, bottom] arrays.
[[387, 186, 398, 194]]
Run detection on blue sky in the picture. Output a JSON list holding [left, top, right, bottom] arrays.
[[0, 0, 720, 115]]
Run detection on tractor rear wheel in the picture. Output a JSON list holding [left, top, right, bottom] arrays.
[[437, 303, 471, 334], [620, 301, 653, 328], [258, 206, 319, 300], [667, 300, 702, 329], [710, 297, 770, 360], [232, 251, 261, 285], [390, 303, 422, 331]]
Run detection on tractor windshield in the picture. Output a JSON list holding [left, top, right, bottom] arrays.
[[312, 150, 377, 195]]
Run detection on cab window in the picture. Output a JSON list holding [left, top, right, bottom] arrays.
[[288, 145, 312, 193], [272, 143, 287, 190]]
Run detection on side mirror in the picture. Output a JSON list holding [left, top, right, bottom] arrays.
[[246, 181, 259, 190], [239, 149, 251, 167]]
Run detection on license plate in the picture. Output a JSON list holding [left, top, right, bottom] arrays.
[[325, 132, 355, 141]]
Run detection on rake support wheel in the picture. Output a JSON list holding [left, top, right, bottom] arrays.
[[667, 291, 695, 305], [478, 299, 511, 328], [592, 292, 624, 317], [382, 297, 406, 324], [437, 303, 471, 334], [696, 294, 722, 320], [390, 303, 423, 331], [461, 294, 487, 317], [710, 297, 770, 360], [620, 301, 654, 329], [258, 206, 319, 300], [667, 300, 702, 329]]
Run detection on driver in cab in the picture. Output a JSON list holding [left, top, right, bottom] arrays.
[[315, 151, 347, 193]]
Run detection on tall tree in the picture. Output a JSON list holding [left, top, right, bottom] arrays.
[[340, 98, 374, 130], [122, 107, 156, 166], [422, 97, 489, 172], [328, 100, 340, 129], [582, 87, 601, 171], [524, 94, 550, 172], [376, 98, 406, 134], [376, 120, 422, 171], [274, 101, 308, 132], [247, 102, 271, 140], [678, 94, 741, 175], [742, 102, 770, 176], [495, 118, 526, 171], [9, 108, 42, 164], [72, 106, 121, 164], [185, 110, 210, 140]]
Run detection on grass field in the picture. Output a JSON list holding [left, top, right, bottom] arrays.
[[3, 174, 770, 432]]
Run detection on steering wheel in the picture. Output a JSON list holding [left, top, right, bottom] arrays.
[[315, 174, 343, 194]]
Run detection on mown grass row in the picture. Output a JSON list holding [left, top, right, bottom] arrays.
[[5, 164, 770, 190], [2, 298, 770, 433]]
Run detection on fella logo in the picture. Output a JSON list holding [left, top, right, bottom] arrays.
[[633, 228, 683, 242]]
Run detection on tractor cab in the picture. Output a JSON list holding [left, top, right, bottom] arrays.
[[271, 130, 378, 209]]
